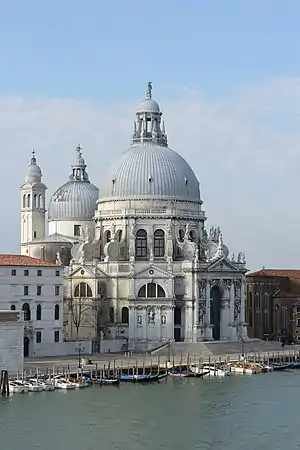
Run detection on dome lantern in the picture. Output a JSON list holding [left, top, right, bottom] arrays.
[[131, 82, 168, 147]]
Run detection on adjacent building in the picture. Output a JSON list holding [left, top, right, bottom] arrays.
[[246, 269, 300, 343], [0, 310, 24, 374], [0, 254, 64, 357], [19, 84, 248, 352]]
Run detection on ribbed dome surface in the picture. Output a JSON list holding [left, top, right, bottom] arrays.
[[138, 98, 160, 113], [99, 144, 200, 203], [48, 181, 99, 221]]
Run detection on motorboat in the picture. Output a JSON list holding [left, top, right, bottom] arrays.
[[190, 364, 230, 377], [54, 377, 76, 390], [29, 378, 55, 391], [228, 362, 257, 375], [11, 380, 29, 393], [9, 381, 26, 394], [22, 380, 43, 392]]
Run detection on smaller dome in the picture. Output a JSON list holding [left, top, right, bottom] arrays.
[[25, 151, 42, 183], [138, 98, 160, 114], [48, 181, 99, 221]]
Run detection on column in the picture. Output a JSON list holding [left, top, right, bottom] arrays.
[[184, 303, 194, 342], [229, 281, 237, 340], [193, 275, 199, 341], [128, 306, 135, 350], [240, 279, 248, 339], [204, 280, 213, 339]]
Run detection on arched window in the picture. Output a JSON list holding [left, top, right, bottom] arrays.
[[137, 283, 166, 298], [178, 229, 185, 242], [39, 194, 42, 208], [189, 230, 196, 242], [136, 229, 147, 258], [34, 194, 37, 208], [174, 306, 181, 325], [74, 282, 92, 298], [36, 304, 41, 320], [121, 307, 129, 324], [27, 194, 31, 208], [248, 292, 253, 327], [22, 303, 31, 321], [116, 230, 122, 242], [109, 306, 114, 323], [22, 195, 26, 208], [10, 305, 16, 311], [263, 293, 269, 310], [54, 304, 60, 320], [105, 230, 111, 244], [154, 229, 165, 257]]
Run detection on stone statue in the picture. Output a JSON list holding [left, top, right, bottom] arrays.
[[184, 223, 190, 240], [148, 308, 155, 325], [130, 223, 135, 237], [237, 252, 243, 263], [231, 252, 235, 262], [55, 252, 62, 266], [129, 256, 135, 275], [216, 233, 224, 257], [167, 222, 172, 238], [161, 315, 166, 325], [146, 81, 153, 99], [137, 315, 142, 326], [110, 223, 116, 240]]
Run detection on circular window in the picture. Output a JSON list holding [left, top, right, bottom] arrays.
[[149, 269, 154, 275], [81, 270, 85, 275]]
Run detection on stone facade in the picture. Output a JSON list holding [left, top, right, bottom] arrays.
[[20, 85, 248, 352], [0, 310, 24, 374], [0, 255, 64, 357], [246, 269, 300, 343]]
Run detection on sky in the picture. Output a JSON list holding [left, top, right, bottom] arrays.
[[1, 0, 300, 270]]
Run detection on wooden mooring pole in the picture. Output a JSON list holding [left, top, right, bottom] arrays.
[[0, 370, 9, 396]]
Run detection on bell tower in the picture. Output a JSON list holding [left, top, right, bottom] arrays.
[[20, 151, 47, 255]]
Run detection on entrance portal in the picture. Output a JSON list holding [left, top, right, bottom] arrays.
[[174, 327, 181, 342], [24, 336, 30, 357], [210, 286, 221, 340]]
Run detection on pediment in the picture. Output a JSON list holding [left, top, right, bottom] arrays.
[[134, 264, 174, 280], [207, 257, 238, 272], [68, 264, 108, 279]]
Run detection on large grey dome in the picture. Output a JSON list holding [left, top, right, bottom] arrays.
[[99, 143, 200, 203], [48, 146, 99, 221], [99, 84, 201, 204]]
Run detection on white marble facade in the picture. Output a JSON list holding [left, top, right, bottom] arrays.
[[21, 83, 247, 352]]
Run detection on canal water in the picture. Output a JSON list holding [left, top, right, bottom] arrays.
[[0, 370, 299, 450]]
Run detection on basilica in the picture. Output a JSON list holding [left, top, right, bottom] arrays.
[[20, 83, 247, 351]]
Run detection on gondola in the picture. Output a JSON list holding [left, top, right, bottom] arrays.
[[118, 373, 159, 383], [168, 369, 210, 378], [94, 378, 120, 386], [269, 362, 293, 371]]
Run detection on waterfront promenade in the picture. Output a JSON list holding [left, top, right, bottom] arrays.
[[23, 340, 300, 374]]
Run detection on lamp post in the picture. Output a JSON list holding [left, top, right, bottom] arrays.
[[75, 343, 84, 368]]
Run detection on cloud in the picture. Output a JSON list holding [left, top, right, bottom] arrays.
[[1, 77, 300, 269]]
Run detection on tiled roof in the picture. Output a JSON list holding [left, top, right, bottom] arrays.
[[0, 254, 57, 267], [247, 269, 300, 279]]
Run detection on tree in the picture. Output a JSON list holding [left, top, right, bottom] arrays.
[[68, 297, 92, 339]]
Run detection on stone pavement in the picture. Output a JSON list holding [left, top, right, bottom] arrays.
[[23, 340, 300, 374]]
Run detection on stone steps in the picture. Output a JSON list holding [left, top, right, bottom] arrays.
[[155, 339, 289, 358]]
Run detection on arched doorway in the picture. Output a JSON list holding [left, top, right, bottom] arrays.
[[24, 337, 30, 358], [210, 286, 221, 340]]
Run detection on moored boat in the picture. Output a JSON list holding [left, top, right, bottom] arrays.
[[228, 362, 257, 375], [270, 362, 293, 371], [190, 364, 230, 377], [54, 377, 76, 390], [94, 378, 120, 386], [15, 379, 42, 392], [12, 380, 29, 393], [9, 381, 26, 394], [119, 373, 159, 383], [29, 378, 55, 391]]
